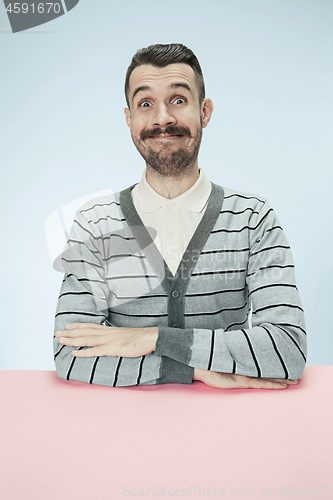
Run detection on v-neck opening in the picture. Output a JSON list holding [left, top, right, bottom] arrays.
[[119, 182, 224, 294]]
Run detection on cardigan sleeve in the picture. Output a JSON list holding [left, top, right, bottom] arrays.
[[155, 201, 307, 380], [53, 208, 193, 387]]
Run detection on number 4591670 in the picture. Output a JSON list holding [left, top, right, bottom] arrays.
[[6, 3, 61, 14]]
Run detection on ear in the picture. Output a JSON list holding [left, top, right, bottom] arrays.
[[124, 107, 131, 128], [201, 98, 214, 129]]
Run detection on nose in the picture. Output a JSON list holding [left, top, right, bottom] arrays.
[[152, 103, 176, 128]]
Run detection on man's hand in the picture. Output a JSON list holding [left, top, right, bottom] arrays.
[[55, 323, 159, 358], [193, 367, 299, 390]]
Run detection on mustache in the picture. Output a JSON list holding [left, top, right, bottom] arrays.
[[141, 126, 191, 141]]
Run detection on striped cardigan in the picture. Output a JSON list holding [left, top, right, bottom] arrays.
[[53, 182, 307, 386]]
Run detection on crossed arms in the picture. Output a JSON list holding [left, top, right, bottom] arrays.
[[54, 323, 299, 389]]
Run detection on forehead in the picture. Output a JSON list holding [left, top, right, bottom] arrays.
[[129, 63, 198, 99]]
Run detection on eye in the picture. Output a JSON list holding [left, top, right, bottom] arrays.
[[139, 100, 151, 107], [173, 97, 186, 104]]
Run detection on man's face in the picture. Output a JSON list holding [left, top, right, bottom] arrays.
[[124, 63, 212, 178]]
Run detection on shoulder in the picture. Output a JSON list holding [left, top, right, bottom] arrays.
[[73, 186, 139, 237], [77, 191, 121, 217], [72, 191, 124, 238], [212, 184, 277, 236], [76, 183, 139, 219], [218, 185, 267, 211]]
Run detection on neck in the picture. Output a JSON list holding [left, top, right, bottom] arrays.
[[145, 163, 200, 199]]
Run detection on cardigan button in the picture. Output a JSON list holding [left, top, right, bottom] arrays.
[[172, 324, 179, 328], [171, 290, 180, 298]]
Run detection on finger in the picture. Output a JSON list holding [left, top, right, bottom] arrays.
[[227, 375, 288, 390], [230, 374, 289, 389], [55, 330, 86, 338], [65, 322, 107, 330], [56, 328, 108, 338], [58, 335, 108, 347], [246, 378, 288, 390], [204, 375, 288, 390], [261, 378, 299, 385]]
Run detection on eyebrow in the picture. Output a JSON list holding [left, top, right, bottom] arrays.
[[131, 82, 193, 104]]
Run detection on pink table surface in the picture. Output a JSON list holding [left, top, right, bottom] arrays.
[[0, 367, 332, 500]]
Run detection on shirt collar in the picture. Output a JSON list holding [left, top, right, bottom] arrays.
[[133, 168, 212, 214]]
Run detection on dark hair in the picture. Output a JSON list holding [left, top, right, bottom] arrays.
[[124, 43, 205, 109]]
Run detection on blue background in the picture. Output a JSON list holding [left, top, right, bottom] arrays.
[[0, 0, 332, 369]]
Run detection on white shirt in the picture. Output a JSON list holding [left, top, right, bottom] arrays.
[[131, 169, 212, 275]]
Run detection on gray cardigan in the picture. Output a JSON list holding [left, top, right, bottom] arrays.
[[53, 182, 307, 386]]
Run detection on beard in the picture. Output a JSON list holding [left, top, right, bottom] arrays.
[[131, 124, 203, 178]]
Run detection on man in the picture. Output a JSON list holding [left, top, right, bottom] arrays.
[[54, 43, 306, 389]]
